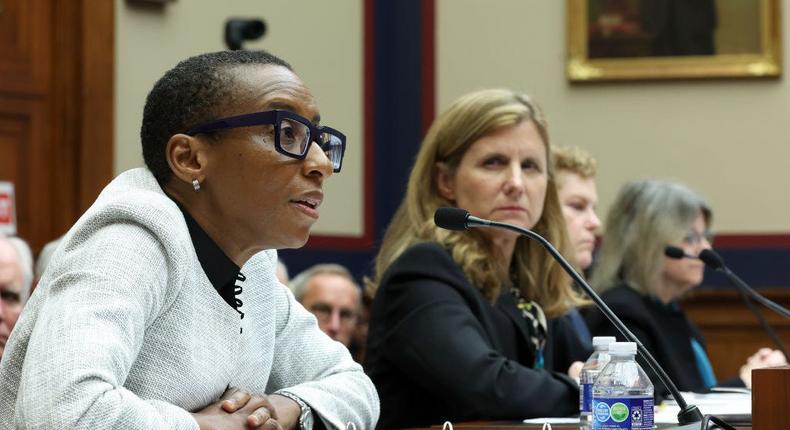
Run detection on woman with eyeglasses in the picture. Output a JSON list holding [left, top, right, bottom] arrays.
[[364, 89, 590, 429], [0, 50, 378, 429], [585, 179, 786, 399]]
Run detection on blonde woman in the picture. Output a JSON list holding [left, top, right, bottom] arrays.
[[365, 89, 589, 429]]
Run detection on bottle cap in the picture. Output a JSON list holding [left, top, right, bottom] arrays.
[[592, 336, 617, 348], [608, 342, 637, 355]]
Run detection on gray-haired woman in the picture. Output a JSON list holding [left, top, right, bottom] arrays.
[[585, 179, 786, 399]]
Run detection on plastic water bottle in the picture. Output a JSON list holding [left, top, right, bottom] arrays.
[[579, 336, 616, 430], [591, 342, 654, 430]]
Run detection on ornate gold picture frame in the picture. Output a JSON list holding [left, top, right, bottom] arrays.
[[567, 0, 782, 82]]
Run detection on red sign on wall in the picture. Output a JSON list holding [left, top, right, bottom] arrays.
[[0, 182, 16, 235]]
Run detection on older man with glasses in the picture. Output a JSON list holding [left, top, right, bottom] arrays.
[[0, 235, 33, 358], [290, 264, 361, 349]]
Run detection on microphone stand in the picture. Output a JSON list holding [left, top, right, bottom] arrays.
[[464, 215, 711, 427], [667, 247, 790, 361], [702, 255, 790, 361], [714, 265, 790, 319], [733, 284, 790, 361]]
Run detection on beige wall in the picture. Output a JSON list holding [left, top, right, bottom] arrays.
[[117, 1, 790, 236], [438, 0, 789, 233], [115, 0, 364, 236]]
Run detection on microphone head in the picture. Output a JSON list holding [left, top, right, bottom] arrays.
[[664, 246, 686, 260], [434, 207, 470, 231], [698, 248, 725, 269]]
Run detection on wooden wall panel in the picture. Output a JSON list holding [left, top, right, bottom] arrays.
[[0, 0, 52, 95], [78, 0, 115, 211], [0, 0, 113, 252], [0, 112, 27, 185], [0, 97, 51, 244]]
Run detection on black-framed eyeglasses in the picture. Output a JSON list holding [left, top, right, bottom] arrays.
[[683, 229, 714, 246], [309, 303, 358, 325], [186, 110, 346, 173]]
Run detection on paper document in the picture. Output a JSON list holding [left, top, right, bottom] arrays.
[[522, 417, 580, 424], [655, 391, 751, 424], [522, 392, 750, 426]]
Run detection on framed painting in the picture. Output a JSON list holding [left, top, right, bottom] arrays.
[[567, 0, 781, 81]]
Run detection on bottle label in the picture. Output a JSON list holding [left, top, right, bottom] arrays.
[[591, 396, 653, 430], [581, 383, 593, 412]]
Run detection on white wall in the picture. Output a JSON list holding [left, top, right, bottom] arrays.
[[115, 0, 364, 236], [438, 0, 790, 233]]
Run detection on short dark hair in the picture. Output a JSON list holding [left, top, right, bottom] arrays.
[[141, 50, 293, 184]]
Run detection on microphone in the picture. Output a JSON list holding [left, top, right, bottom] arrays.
[[698, 249, 725, 270], [666, 247, 790, 363], [434, 207, 479, 230], [665, 246, 698, 260], [434, 207, 708, 428]]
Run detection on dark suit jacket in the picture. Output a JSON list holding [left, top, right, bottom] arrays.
[[583, 283, 724, 399], [364, 242, 590, 429]]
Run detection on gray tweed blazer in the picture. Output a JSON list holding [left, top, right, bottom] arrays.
[[0, 168, 379, 429]]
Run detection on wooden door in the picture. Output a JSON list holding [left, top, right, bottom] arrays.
[[0, 0, 114, 252]]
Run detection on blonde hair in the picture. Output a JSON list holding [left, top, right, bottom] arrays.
[[591, 180, 712, 297], [552, 144, 597, 182], [369, 89, 584, 317]]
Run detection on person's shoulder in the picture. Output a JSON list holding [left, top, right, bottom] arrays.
[[373, 242, 478, 318], [602, 284, 646, 307], [77, 168, 188, 244], [95, 168, 181, 220], [48, 168, 193, 282], [398, 241, 452, 261], [595, 284, 652, 323], [385, 241, 461, 280], [584, 283, 648, 327]]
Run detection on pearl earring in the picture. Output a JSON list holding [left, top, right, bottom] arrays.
[[192, 179, 201, 191]]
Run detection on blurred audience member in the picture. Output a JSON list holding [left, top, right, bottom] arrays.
[[349, 292, 372, 363], [553, 145, 601, 272], [586, 179, 787, 398], [0, 235, 33, 357], [34, 237, 62, 282], [552, 145, 602, 345], [291, 264, 360, 348]]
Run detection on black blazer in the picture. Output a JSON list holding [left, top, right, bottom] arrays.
[[583, 283, 728, 399], [365, 242, 589, 429]]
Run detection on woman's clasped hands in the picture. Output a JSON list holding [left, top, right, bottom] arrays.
[[192, 387, 301, 430]]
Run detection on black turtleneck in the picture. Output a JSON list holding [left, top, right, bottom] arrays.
[[176, 203, 245, 320]]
